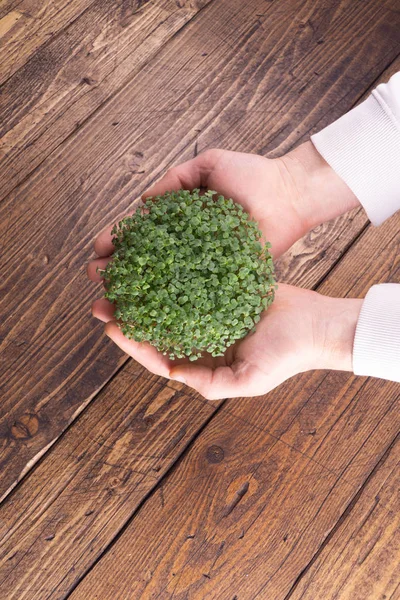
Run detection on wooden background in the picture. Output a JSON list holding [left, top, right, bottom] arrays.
[[0, 0, 399, 598]]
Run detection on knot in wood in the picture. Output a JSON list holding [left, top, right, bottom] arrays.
[[206, 445, 224, 464], [11, 413, 39, 439]]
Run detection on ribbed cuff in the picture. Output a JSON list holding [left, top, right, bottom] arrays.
[[353, 284, 400, 382], [311, 94, 400, 226]]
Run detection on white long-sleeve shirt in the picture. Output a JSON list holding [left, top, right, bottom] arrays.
[[311, 72, 400, 383]]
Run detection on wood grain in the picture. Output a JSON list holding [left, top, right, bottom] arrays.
[[288, 435, 400, 600], [0, 0, 397, 506], [0, 364, 217, 599], [0, 1, 24, 20], [2, 0, 398, 505], [68, 213, 400, 599], [0, 1, 399, 596], [0, 0, 214, 201], [0, 0, 97, 85]]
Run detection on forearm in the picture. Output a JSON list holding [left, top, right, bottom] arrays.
[[279, 141, 361, 231], [311, 286, 400, 383]]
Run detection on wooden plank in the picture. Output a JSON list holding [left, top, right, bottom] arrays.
[[0, 0, 97, 85], [0, 9, 22, 37], [0, 0, 398, 504], [287, 435, 400, 600], [0, 0, 214, 201], [67, 213, 400, 599], [0, 0, 398, 514], [0, 0, 265, 503]]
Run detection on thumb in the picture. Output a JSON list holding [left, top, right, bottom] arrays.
[[142, 151, 218, 200]]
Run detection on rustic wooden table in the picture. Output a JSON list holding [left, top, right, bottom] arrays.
[[1, 0, 399, 598]]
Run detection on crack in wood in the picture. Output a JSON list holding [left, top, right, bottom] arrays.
[[203, 540, 226, 579], [222, 481, 250, 518]]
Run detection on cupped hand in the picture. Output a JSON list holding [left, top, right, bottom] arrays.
[[89, 145, 313, 261], [138, 142, 357, 257], [90, 143, 358, 261], [138, 147, 308, 258], [87, 278, 361, 399]]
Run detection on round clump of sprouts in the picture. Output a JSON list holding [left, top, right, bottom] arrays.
[[101, 189, 276, 361]]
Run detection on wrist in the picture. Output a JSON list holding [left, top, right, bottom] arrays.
[[313, 294, 363, 373], [279, 141, 360, 231]]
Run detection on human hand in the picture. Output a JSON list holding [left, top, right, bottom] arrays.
[[88, 281, 362, 400], [89, 143, 359, 262]]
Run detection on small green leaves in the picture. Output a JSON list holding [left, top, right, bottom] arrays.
[[102, 189, 276, 360]]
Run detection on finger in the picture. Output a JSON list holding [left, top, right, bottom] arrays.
[[104, 321, 171, 378], [87, 257, 112, 282], [91, 298, 115, 322], [94, 225, 115, 257], [142, 150, 221, 199], [169, 361, 255, 400]]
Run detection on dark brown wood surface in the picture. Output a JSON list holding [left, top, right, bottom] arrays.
[[3, 153, 398, 599], [1, 0, 399, 505], [288, 434, 400, 600], [0, 0, 399, 598], [0, 0, 214, 200]]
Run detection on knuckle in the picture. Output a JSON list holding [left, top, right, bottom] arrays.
[[201, 148, 219, 161], [166, 166, 177, 179]]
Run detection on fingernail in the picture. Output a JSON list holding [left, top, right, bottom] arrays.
[[173, 375, 186, 384]]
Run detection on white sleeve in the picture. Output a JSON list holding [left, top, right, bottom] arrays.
[[353, 284, 400, 383], [311, 73, 400, 383], [311, 72, 400, 226]]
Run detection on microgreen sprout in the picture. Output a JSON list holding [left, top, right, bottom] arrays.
[[101, 189, 276, 361]]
